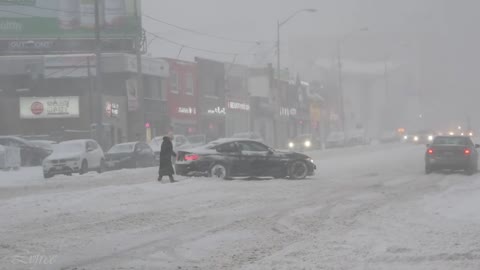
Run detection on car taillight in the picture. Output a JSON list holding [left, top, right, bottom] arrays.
[[464, 148, 471, 155], [427, 148, 434, 155], [184, 154, 199, 161]]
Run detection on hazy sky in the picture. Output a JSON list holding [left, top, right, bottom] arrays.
[[142, 0, 480, 129]]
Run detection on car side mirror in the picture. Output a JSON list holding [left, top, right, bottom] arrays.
[[475, 144, 480, 149], [87, 147, 94, 152], [426, 144, 430, 148]]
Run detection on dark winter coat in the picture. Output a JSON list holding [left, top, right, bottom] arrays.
[[158, 136, 176, 176]]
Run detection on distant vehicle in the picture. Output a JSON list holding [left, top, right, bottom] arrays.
[[42, 139, 105, 178], [379, 131, 401, 143], [150, 134, 191, 161], [408, 130, 435, 144], [187, 134, 207, 147], [29, 140, 56, 152], [231, 132, 264, 142], [346, 129, 370, 146], [287, 134, 321, 151], [326, 132, 345, 148], [175, 138, 316, 180], [0, 136, 52, 166], [425, 136, 479, 175], [105, 142, 155, 170]]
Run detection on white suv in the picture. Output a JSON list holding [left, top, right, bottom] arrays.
[[42, 139, 105, 178]]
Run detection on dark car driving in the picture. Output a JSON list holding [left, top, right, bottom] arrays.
[[0, 136, 52, 166], [175, 138, 316, 179], [105, 142, 155, 170], [425, 136, 479, 175]]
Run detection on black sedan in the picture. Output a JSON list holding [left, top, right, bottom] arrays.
[[105, 142, 155, 170], [0, 136, 52, 166], [425, 136, 479, 175], [175, 138, 316, 179]]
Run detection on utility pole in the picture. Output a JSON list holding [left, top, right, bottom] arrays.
[[134, 0, 145, 141], [337, 40, 346, 140], [93, 0, 104, 148]]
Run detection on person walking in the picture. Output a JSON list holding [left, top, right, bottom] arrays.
[[158, 135, 177, 183]]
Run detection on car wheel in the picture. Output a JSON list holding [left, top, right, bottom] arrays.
[[79, 160, 88, 175], [97, 159, 105, 174], [43, 172, 53, 179], [288, 160, 309, 179], [210, 163, 230, 180], [425, 166, 433, 175]]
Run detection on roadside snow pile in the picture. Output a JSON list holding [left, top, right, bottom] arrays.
[[422, 177, 480, 224]]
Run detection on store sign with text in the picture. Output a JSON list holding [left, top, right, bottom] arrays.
[[177, 106, 197, 115], [227, 101, 250, 111], [280, 107, 297, 117], [20, 96, 80, 119], [207, 107, 226, 115], [105, 101, 119, 118]]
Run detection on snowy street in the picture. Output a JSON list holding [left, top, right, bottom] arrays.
[[1, 143, 480, 269]]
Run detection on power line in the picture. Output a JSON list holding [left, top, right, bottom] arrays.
[[0, 2, 271, 46], [145, 30, 255, 56], [143, 13, 267, 45]]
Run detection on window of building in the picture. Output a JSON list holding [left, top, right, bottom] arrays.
[[185, 73, 194, 95], [171, 71, 179, 93]]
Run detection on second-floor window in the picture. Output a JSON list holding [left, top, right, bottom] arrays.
[[171, 71, 179, 93], [185, 73, 194, 95]]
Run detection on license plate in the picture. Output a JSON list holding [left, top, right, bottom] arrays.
[[54, 166, 63, 170]]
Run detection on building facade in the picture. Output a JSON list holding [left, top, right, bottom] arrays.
[[164, 58, 199, 135], [195, 57, 226, 142]]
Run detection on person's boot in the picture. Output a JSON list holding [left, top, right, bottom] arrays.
[[169, 176, 176, 183], [157, 176, 162, 182]]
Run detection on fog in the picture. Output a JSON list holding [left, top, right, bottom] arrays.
[[144, 0, 480, 131]]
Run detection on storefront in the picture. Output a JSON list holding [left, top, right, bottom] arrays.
[[225, 97, 250, 137]]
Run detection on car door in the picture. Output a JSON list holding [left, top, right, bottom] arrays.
[[137, 143, 152, 166], [236, 141, 271, 176], [216, 142, 245, 176], [86, 141, 100, 168]]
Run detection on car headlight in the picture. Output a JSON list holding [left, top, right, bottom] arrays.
[[403, 135, 408, 140], [413, 136, 419, 142], [304, 140, 312, 148], [428, 135, 434, 141], [288, 142, 295, 148], [469, 132, 474, 137]]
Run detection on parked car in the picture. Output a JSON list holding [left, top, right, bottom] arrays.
[[287, 134, 321, 151], [150, 134, 191, 161], [105, 142, 155, 170], [425, 136, 479, 175], [346, 129, 370, 146], [0, 136, 52, 166], [326, 132, 345, 148], [231, 132, 264, 143], [175, 138, 316, 180], [42, 139, 105, 178], [29, 140, 56, 152], [187, 134, 207, 148]]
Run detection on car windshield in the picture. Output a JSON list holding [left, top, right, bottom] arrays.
[[108, 143, 135, 153], [187, 135, 205, 144], [54, 142, 84, 153], [432, 136, 470, 146], [296, 134, 312, 140]]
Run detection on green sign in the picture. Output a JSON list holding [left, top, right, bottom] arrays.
[[0, 0, 139, 39]]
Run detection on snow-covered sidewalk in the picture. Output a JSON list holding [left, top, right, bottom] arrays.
[[1, 144, 480, 269]]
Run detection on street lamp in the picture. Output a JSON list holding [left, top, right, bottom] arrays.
[[276, 8, 317, 79], [337, 27, 368, 137]]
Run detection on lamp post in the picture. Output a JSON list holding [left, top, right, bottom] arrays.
[[276, 8, 317, 80], [275, 8, 316, 147], [337, 27, 368, 138]]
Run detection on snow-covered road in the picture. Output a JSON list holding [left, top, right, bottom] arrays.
[[1, 143, 480, 270]]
